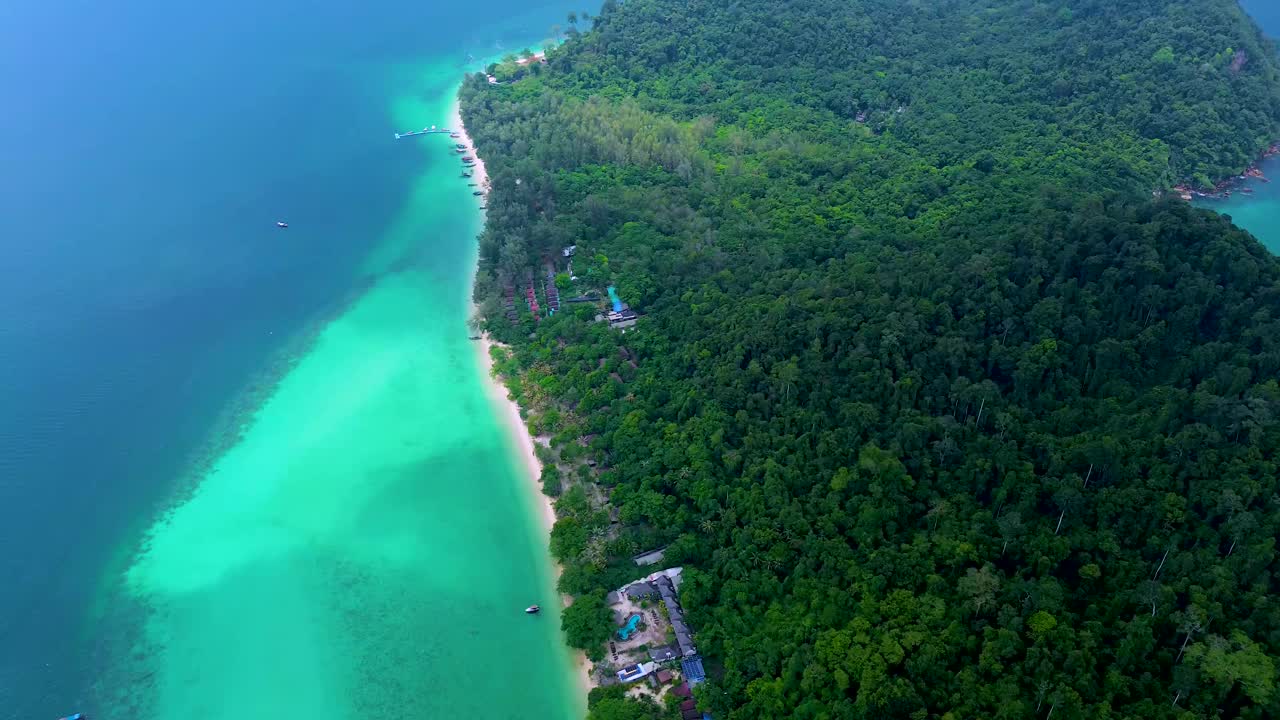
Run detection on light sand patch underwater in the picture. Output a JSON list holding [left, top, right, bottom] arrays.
[[122, 270, 580, 720]]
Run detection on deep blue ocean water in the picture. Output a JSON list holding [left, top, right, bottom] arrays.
[[0, 1, 580, 717]]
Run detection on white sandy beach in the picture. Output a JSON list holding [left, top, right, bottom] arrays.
[[449, 99, 489, 193], [472, 334, 596, 702], [457, 94, 595, 706]]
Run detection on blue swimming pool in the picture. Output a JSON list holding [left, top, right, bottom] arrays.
[[617, 614, 642, 640]]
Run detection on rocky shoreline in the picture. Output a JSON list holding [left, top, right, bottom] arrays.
[[1173, 142, 1280, 201]]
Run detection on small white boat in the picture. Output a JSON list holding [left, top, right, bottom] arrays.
[[525, 605, 540, 614], [276, 221, 288, 229]]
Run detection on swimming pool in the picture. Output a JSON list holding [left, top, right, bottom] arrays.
[[617, 614, 642, 640]]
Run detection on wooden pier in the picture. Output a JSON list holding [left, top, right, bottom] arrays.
[[394, 126, 453, 140]]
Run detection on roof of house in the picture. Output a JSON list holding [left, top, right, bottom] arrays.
[[606, 591, 621, 606], [682, 711, 701, 720], [648, 645, 680, 661], [625, 582, 657, 598], [656, 669, 673, 684], [676, 632, 696, 655], [672, 684, 691, 697], [617, 663, 653, 683], [632, 547, 667, 566], [681, 656, 707, 685], [681, 699, 697, 711]]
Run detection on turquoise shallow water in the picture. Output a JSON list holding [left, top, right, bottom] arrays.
[[0, 1, 584, 718], [1193, 153, 1280, 254], [1193, 0, 1280, 253]]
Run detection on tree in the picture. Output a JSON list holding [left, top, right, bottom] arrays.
[[562, 592, 615, 660], [587, 685, 664, 720], [1186, 631, 1277, 705]]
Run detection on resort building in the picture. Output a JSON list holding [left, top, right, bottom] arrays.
[[681, 656, 707, 685], [655, 574, 698, 657], [625, 582, 657, 600], [607, 309, 639, 329], [617, 661, 657, 684], [607, 566, 711, 706], [631, 546, 667, 566], [648, 645, 680, 661]]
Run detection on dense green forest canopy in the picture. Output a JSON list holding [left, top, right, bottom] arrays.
[[460, 1, 1280, 718]]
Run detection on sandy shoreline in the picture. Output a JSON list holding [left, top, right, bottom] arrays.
[[455, 93, 595, 710], [448, 100, 489, 196]]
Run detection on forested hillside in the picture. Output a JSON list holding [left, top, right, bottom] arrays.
[[460, 1, 1280, 718]]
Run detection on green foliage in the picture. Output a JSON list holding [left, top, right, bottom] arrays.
[[540, 464, 562, 496], [460, 0, 1280, 717], [1027, 610, 1058, 636], [561, 592, 615, 660], [1186, 631, 1277, 705], [586, 684, 665, 720]]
